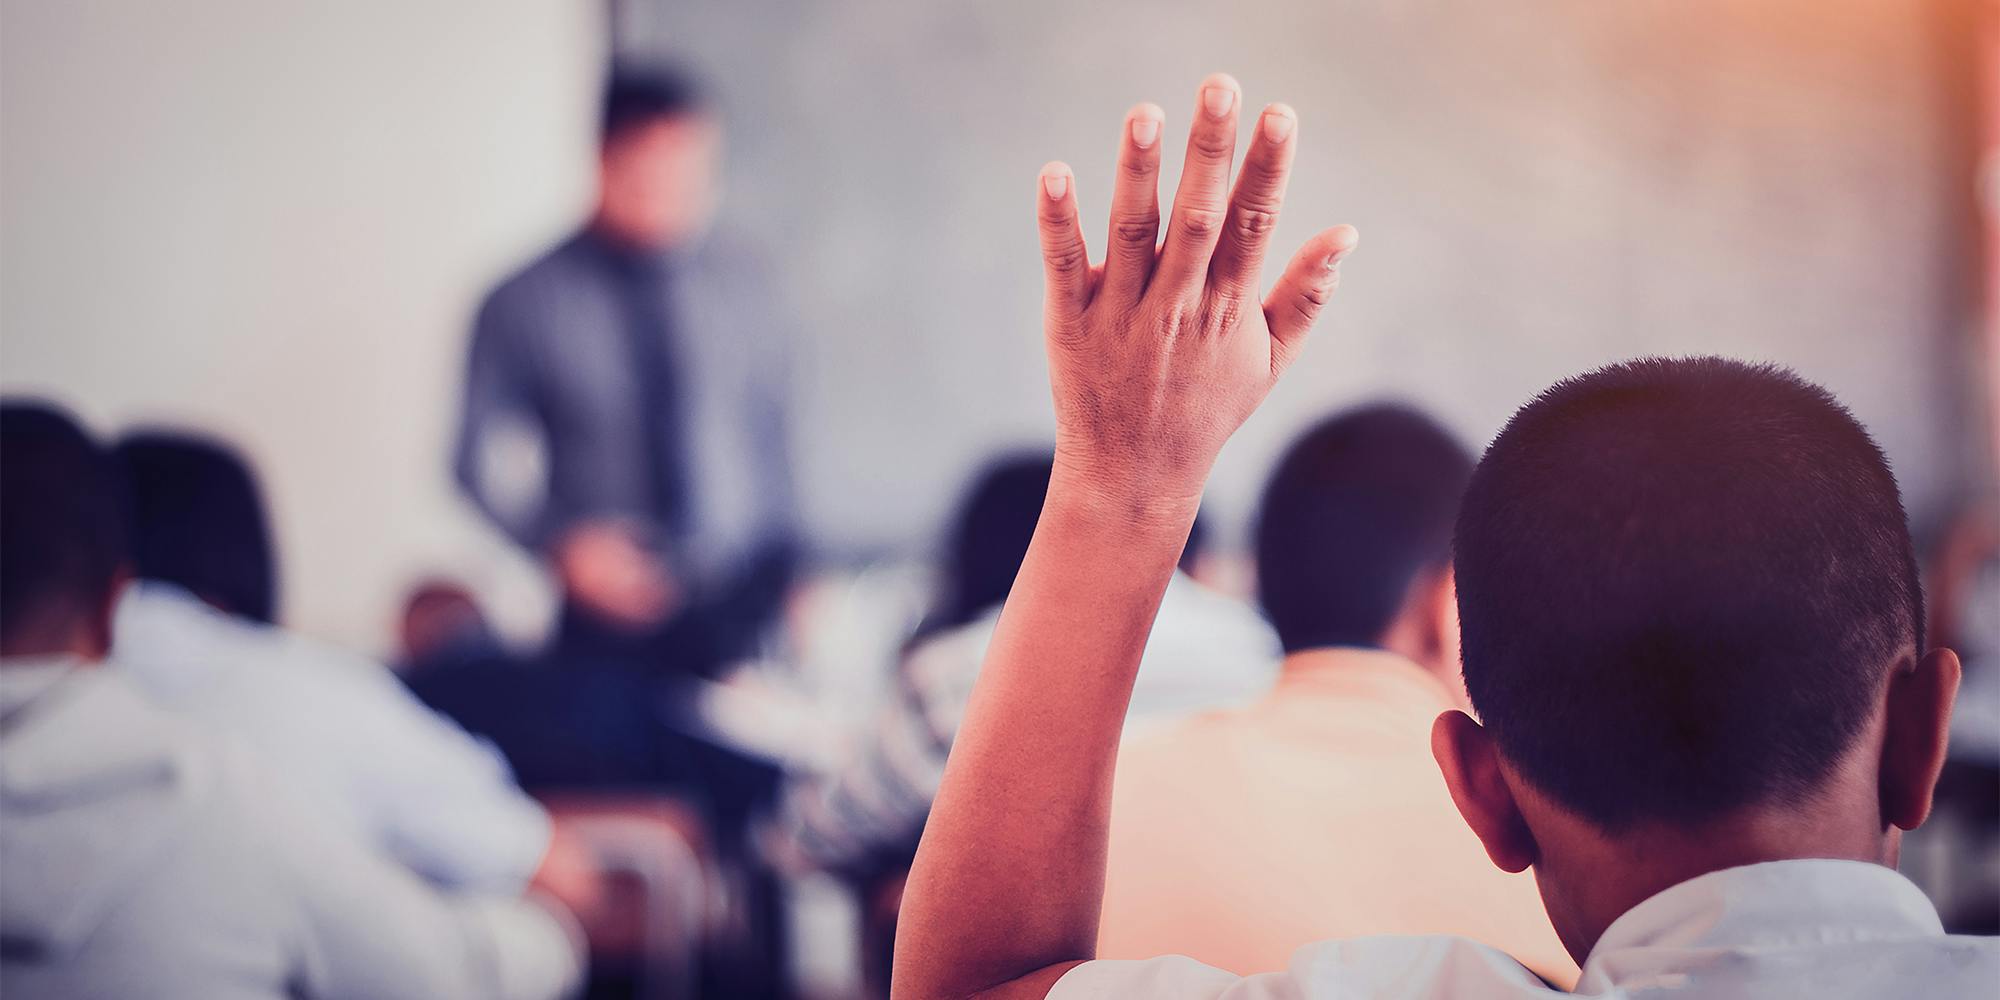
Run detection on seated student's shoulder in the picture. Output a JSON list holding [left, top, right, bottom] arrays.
[[1912, 934, 2000, 997], [0, 672, 309, 979], [1738, 932, 2000, 999], [1115, 683, 1263, 759], [167, 604, 405, 710], [1048, 935, 1564, 999], [1112, 707, 1238, 777], [1945, 932, 2000, 982]]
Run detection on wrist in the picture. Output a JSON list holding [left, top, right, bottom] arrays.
[[1046, 449, 1206, 540]]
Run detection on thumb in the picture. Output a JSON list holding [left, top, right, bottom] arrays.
[[1263, 225, 1358, 375]]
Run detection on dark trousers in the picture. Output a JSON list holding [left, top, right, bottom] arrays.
[[410, 540, 800, 997]]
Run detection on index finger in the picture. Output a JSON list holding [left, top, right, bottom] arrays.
[[1037, 161, 1091, 320]]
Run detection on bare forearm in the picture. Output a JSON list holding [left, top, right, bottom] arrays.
[[891, 74, 1350, 1000], [894, 469, 1195, 998]]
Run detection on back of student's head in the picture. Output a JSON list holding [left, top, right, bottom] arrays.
[[114, 431, 278, 624], [920, 451, 1206, 643], [1255, 404, 1474, 654], [1454, 357, 1923, 831], [920, 453, 1057, 641], [1, 402, 128, 656]]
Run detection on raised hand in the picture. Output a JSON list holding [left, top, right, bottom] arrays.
[[1036, 72, 1357, 520], [893, 76, 1356, 1000]]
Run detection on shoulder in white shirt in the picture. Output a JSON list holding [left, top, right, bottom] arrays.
[[781, 571, 1279, 870], [113, 582, 549, 893], [909, 570, 1281, 735], [0, 658, 581, 1000], [1050, 859, 1999, 999]]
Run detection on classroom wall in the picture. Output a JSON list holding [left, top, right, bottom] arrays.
[[2, 0, 1978, 652], [2, 0, 602, 646]]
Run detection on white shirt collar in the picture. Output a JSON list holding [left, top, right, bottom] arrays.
[[1579, 859, 1944, 990], [1055, 856, 1985, 1000]]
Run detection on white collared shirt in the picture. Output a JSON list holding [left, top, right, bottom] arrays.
[[782, 571, 1279, 869], [0, 658, 581, 1000], [1051, 859, 1998, 998]]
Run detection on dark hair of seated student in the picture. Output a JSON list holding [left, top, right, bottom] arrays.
[[113, 431, 278, 625], [0, 402, 129, 658], [398, 579, 502, 674], [1254, 402, 1474, 655], [912, 451, 1206, 646], [1454, 357, 1926, 833]]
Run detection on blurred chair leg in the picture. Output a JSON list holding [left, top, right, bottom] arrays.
[[544, 797, 711, 999], [861, 870, 907, 1000]]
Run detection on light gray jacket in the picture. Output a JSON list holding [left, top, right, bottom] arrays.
[[0, 658, 581, 1000]]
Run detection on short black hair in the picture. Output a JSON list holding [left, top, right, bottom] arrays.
[[601, 63, 707, 146], [114, 431, 278, 624], [918, 453, 1055, 642], [0, 401, 128, 648], [1455, 357, 1924, 831], [1255, 403, 1474, 653], [916, 451, 1206, 644]]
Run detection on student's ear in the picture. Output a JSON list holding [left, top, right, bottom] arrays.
[[1432, 710, 1537, 873], [1880, 647, 1961, 832]]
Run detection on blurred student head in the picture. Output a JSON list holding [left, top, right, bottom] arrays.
[[114, 431, 277, 624], [595, 63, 719, 250], [918, 451, 1204, 644], [0, 402, 128, 660], [1437, 357, 1954, 961], [1254, 404, 1473, 683], [919, 453, 1054, 643], [398, 579, 498, 673]]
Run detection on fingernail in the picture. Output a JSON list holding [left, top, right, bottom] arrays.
[[1131, 116, 1160, 149], [1262, 108, 1294, 143], [1202, 85, 1236, 119], [1330, 225, 1360, 259], [1043, 170, 1069, 200]]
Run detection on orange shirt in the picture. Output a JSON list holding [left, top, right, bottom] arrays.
[[1097, 648, 1576, 987]]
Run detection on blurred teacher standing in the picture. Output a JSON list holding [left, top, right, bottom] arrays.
[[455, 65, 797, 675]]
